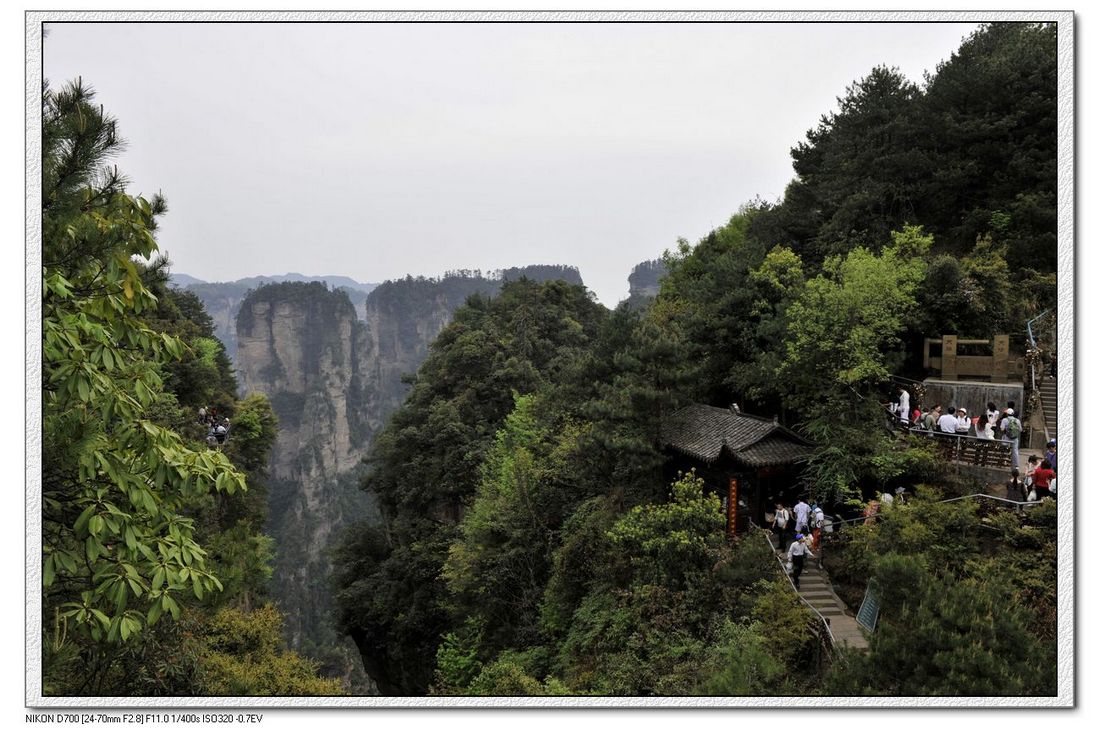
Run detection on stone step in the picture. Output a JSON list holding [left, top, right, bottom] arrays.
[[836, 637, 870, 650], [798, 586, 834, 597], [800, 588, 834, 597], [809, 606, 845, 617], [800, 598, 840, 611]]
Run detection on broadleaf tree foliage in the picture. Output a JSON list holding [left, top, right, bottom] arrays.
[[41, 80, 338, 697], [42, 80, 245, 646]]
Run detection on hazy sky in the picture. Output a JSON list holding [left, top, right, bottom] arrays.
[[43, 21, 980, 305]]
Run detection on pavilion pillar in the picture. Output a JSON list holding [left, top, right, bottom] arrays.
[[992, 334, 1009, 382], [942, 335, 958, 380]]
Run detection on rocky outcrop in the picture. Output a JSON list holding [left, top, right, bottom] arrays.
[[233, 265, 586, 691], [177, 275, 377, 367], [620, 259, 668, 310]]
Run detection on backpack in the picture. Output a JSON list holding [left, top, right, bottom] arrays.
[[1005, 416, 1022, 440]]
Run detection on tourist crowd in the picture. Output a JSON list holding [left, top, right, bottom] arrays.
[[198, 405, 231, 446]]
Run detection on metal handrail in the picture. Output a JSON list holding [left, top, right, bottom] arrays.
[[935, 492, 1046, 509], [822, 491, 1044, 528], [756, 524, 837, 648], [1026, 310, 1051, 350]]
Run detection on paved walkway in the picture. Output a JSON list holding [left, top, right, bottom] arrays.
[[777, 547, 870, 651]]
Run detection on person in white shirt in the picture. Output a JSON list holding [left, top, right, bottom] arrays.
[[897, 387, 910, 423], [787, 534, 816, 590], [793, 498, 811, 534], [954, 407, 972, 434], [986, 401, 1000, 428], [773, 501, 791, 551], [938, 407, 958, 434], [976, 413, 995, 439]]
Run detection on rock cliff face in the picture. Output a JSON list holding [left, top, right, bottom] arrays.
[[179, 275, 377, 367], [235, 282, 377, 689], [233, 265, 585, 690]]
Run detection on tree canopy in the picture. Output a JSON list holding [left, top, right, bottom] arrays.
[[41, 80, 338, 697]]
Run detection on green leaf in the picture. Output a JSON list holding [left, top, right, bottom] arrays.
[[147, 600, 163, 626], [85, 537, 100, 563], [43, 555, 55, 587], [164, 594, 180, 620], [89, 609, 111, 628], [151, 566, 165, 591], [73, 505, 95, 536]]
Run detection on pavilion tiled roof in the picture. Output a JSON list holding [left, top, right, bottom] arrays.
[[660, 403, 816, 467]]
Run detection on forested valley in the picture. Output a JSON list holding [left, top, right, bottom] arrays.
[[41, 22, 1058, 697]]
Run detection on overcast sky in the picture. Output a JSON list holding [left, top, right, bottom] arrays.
[[43, 21, 980, 305]]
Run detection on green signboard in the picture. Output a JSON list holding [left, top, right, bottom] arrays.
[[856, 586, 880, 632]]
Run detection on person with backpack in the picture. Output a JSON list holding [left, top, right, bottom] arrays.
[[954, 407, 972, 435], [918, 405, 941, 432], [811, 503, 826, 567], [1000, 407, 1023, 469], [774, 501, 791, 551], [793, 497, 811, 535]]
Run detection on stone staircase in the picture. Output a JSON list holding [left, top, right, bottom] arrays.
[[1038, 377, 1057, 441], [777, 548, 869, 651]]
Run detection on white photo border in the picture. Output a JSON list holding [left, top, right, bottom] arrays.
[[25, 8, 1076, 709]]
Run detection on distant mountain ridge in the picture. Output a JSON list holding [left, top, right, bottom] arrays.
[[171, 267, 591, 367], [170, 272, 379, 292]]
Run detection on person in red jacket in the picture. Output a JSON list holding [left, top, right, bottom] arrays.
[[1032, 459, 1057, 500]]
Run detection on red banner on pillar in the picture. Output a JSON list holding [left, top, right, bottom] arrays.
[[727, 477, 739, 540]]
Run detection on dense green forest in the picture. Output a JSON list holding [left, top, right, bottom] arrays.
[[333, 23, 1058, 696], [41, 79, 340, 695]]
